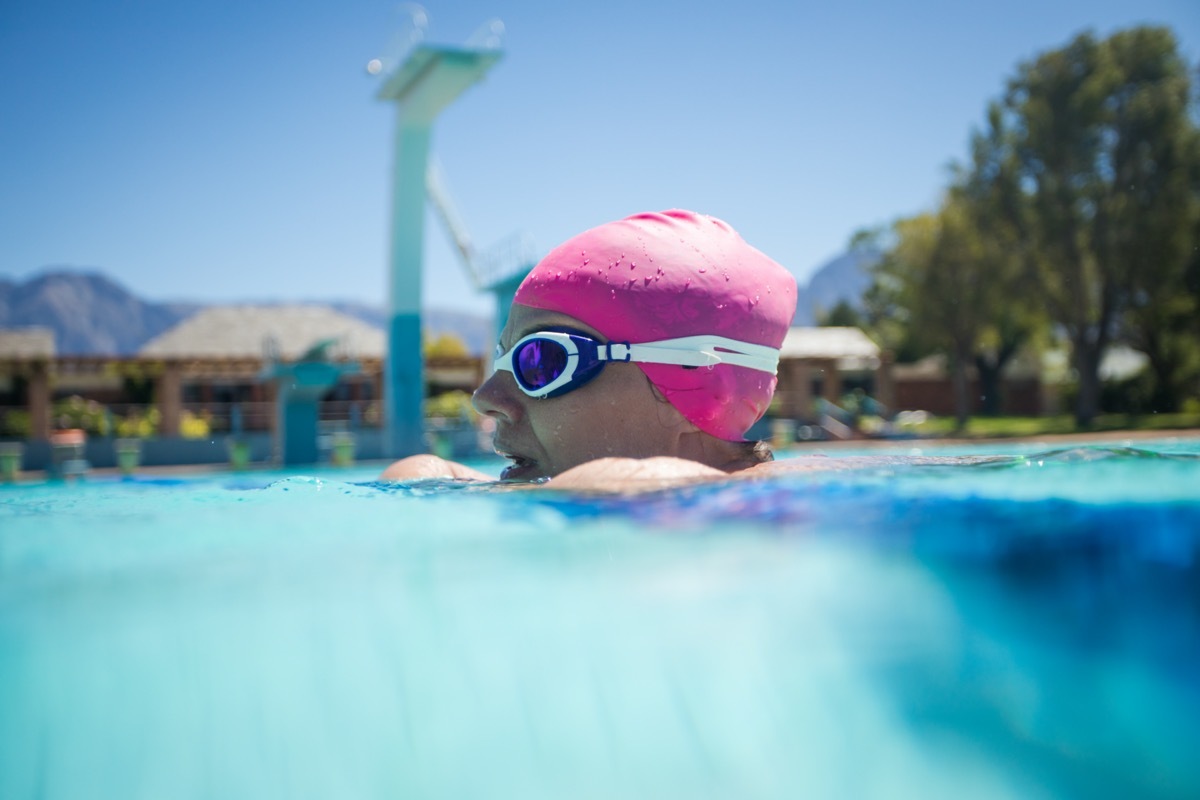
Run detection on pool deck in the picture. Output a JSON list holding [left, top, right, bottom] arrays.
[[800, 427, 1200, 451], [0, 458, 398, 484], [3, 428, 1198, 484]]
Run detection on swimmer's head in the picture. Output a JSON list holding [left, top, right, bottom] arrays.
[[513, 210, 798, 440]]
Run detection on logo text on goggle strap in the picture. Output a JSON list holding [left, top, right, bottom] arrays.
[[604, 342, 634, 362]]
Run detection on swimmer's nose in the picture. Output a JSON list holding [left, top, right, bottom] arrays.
[[472, 370, 523, 423]]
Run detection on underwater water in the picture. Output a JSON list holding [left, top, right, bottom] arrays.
[[1, 440, 1198, 799]]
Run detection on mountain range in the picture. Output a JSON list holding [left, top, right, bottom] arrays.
[[0, 251, 876, 356], [791, 249, 878, 327], [0, 271, 495, 356]]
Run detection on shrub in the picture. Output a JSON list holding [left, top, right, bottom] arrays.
[[426, 390, 477, 422]]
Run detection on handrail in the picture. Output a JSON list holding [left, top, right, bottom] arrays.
[[426, 158, 478, 282], [423, 158, 538, 292], [473, 230, 539, 289]]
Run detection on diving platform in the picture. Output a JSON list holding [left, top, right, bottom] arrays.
[[376, 41, 502, 459]]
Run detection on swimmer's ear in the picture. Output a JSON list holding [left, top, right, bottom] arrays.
[[647, 380, 702, 433]]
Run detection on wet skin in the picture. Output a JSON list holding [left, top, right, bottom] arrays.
[[472, 304, 699, 481]]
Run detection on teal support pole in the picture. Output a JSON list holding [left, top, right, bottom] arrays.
[[491, 275, 524, 343], [385, 122, 431, 460], [377, 45, 502, 459]]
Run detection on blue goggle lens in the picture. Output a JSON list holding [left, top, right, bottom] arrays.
[[514, 338, 569, 390]]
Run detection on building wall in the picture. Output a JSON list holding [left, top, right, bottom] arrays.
[[893, 376, 1043, 416]]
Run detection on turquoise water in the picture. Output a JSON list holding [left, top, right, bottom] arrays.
[[2, 439, 1199, 799]]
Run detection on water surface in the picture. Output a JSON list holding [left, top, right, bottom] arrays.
[[2, 441, 1198, 799]]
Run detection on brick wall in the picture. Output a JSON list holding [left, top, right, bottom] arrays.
[[893, 376, 1043, 416]]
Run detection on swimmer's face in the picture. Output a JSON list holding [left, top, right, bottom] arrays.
[[472, 304, 693, 480]]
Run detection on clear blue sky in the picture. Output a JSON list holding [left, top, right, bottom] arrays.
[[2, 0, 1197, 318]]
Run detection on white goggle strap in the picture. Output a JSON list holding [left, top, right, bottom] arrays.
[[602, 335, 780, 375]]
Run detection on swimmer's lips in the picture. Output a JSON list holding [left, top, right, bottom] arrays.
[[495, 448, 541, 481]]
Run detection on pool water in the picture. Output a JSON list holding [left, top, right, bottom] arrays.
[[2, 439, 1198, 799]]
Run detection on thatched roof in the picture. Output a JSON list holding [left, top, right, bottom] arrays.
[[780, 327, 880, 361], [139, 306, 384, 360], [0, 327, 56, 358]]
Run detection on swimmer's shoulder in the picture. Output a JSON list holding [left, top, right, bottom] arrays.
[[379, 454, 727, 493], [550, 456, 724, 491], [547, 455, 845, 492], [379, 453, 855, 493], [380, 454, 495, 482]]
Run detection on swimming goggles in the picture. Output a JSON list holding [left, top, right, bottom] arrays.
[[493, 329, 780, 398]]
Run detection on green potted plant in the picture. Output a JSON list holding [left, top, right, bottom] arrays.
[[0, 442, 23, 482], [227, 438, 252, 470], [330, 431, 356, 466], [114, 438, 142, 475]]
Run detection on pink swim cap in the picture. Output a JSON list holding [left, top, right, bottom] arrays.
[[513, 210, 798, 440]]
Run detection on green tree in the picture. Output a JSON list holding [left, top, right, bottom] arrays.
[[1105, 28, 1200, 412], [919, 204, 982, 430], [1000, 26, 1200, 423], [866, 210, 977, 429], [860, 225, 930, 365], [865, 191, 1041, 429], [424, 332, 470, 359], [953, 104, 1047, 416], [817, 300, 865, 328]]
